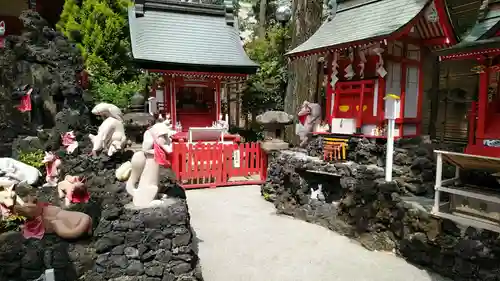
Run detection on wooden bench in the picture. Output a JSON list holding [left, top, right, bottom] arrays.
[[323, 137, 348, 161]]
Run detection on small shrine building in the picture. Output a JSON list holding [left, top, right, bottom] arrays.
[[128, 0, 258, 130], [286, 0, 456, 139]]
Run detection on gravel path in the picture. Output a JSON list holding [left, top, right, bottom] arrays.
[[187, 185, 449, 281]]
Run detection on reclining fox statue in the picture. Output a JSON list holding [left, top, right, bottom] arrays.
[[126, 120, 176, 208]]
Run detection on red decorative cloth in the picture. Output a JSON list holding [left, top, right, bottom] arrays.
[[68, 187, 90, 204], [66, 177, 90, 204], [45, 158, 57, 177], [61, 132, 76, 147], [17, 88, 32, 112], [151, 132, 172, 167], [298, 115, 307, 125], [22, 202, 49, 240]]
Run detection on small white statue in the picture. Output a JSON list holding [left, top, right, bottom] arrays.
[[42, 151, 61, 187], [310, 184, 325, 201], [0, 157, 41, 186], [61, 131, 79, 154], [126, 120, 176, 208], [214, 113, 229, 132], [89, 103, 127, 156], [0, 184, 25, 218]]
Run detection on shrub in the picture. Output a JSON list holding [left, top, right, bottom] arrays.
[[18, 149, 45, 168], [0, 215, 27, 233]]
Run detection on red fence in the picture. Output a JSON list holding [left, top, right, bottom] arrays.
[[171, 142, 267, 189]]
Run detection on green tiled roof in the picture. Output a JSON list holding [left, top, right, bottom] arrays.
[[461, 9, 500, 42], [286, 0, 430, 56], [437, 3, 500, 55], [128, 0, 258, 74]]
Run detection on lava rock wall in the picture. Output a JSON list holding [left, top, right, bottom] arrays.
[[263, 150, 500, 281], [307, 136, 462, 197], [0, 140, 202, 281], [0, 10, 91, 149]]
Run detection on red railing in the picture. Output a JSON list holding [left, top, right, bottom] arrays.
[[171, 141, 267, 189]]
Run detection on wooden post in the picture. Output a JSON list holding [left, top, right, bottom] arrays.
[[433, 152, 443, 214]]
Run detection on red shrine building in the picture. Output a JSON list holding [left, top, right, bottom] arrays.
[[287, 0, 457, 139], [438, 0, 500, 158], [128, 0, 258, 130]]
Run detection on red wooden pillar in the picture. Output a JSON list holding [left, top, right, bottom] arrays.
[[357, 83, 365, 129], [416, 51, 424, 135], [332, 85, 339, 120], [171, 77, 177, 125], [325, 53, 333, 123], [163, 74, 170, 116], [215, 78, 221, 119], [377, 76, 385, 123], [477, 68, 489, 139], [398, 43, 408, 138]]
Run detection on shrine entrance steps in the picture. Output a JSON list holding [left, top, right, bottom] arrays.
[[187, 185, 449, 281]]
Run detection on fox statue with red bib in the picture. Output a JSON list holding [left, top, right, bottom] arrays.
[[297, 101, 322, 147], [125, 119, 176, 208]]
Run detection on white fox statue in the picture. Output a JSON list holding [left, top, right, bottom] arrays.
[[89, 103, 127, 156], [126, 120, 176, 208]]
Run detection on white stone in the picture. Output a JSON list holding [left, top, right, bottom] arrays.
[[116, 161, 132, 181], [44, 269, 55, 281]]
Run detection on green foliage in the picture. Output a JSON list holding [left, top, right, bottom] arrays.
[[242, 24, 289, 114], [262, 192, 271, 201], [58, 0, 133, 81], [0, 215, 27, 233], [58, 0, 156, 108], [18, 150, 44, 168], [91, 72, 159, 109], [229, 126, 264, 142]]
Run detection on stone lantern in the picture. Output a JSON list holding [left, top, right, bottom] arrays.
[[123, 92, 155, 142], [256, 111, 293, 152]]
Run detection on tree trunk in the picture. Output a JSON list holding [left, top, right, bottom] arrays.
[[284, 0, 323, 144], [258, 0, 267, 38]]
